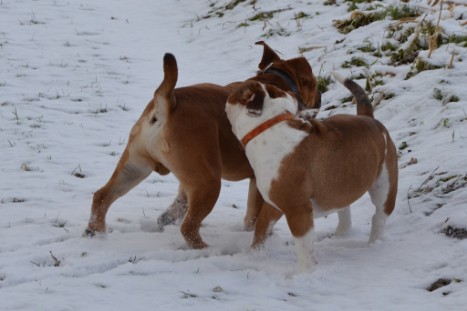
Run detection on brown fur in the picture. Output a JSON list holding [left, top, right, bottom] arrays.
[[231, 80, 398, 249], [85, 43, 321, 249]]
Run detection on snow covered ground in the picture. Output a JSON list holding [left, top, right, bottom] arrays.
[[1, 0, 466, 310]]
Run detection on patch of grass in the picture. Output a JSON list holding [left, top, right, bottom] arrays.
[[249, 11, 274, 22], [340, 95, 354, 103], [381, 41, 398, 52], [262, 26, 290, 38], [405, 57, 443, 79], [72, 164, 86, 178], [335, 4, 420, 34], [342, 56, 369, 68], [387, 4, 419, 20], [202, 0, 256, 20], [345, 0, 375, 12], [347, 2, 358, 12], [449, 95, 460, 103], [225, 0, 248, 10], [447, 34, 467, 47], [431, 88, 459, 104], [365, 74, 385, 92], [442, 226, 467, 240], [398, 141, 408, 150], [344, 0, 374, 3], [92, 104, 108, 114], [334, 10, 387, 34], [357, 39, 376, 53], [390, 47, 418, 65], [433, 88, 444, 101], [294, 11, 309, 20], [317, 75, 332, 94]]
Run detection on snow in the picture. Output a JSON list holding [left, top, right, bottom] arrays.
[[1, 0, 466, 310]]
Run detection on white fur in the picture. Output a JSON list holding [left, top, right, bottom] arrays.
[[335, 206, 352, 236], [368, 162, 390, 243], [226, 84, 307, 208], [226, 83, 313, 272], [332, 71, 347, 85], [312, 202, 352, 237], [294, 228, 315, 273]]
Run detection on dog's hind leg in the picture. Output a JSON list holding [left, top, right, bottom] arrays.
[[335, 206, 351, 237], [250, 203, 283, 248], [244, 178, 265, 231], [85, 149, 153, 236], [368, 165, 391, 244], [180, 180, 221, 249], [157, 186, 188, 230]]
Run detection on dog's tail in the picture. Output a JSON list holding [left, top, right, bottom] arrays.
[[155, 53, 178, 111], [332, 72, 374, 118]]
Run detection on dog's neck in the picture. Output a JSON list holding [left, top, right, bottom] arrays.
[[261, 66, 306, 109], [263, 67, 299, 95], [241, 112, 294, 148]]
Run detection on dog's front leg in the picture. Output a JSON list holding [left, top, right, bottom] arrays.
[[85, 149, 152, 236], [284, 205, 316, 273]]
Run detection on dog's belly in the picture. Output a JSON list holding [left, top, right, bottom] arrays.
[[311, 200, 341, 218]]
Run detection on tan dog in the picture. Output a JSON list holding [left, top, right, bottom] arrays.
[[85, 42, 321, 249], [225, 72, 398, 272]]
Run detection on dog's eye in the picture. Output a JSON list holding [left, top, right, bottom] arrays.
[[150, 116, 157, 124]]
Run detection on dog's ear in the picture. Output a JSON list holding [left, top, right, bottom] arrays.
[[245, 87, 265, 117], [229, 81, 265, 117], [278, 57, 321, 110], [154, 53, 178, 115], [255, 41, 281, 71]]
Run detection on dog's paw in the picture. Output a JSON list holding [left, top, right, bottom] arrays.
[[83, 228, 108, 238], [83, 228, 96, 238], [157, 212, 177, 229]]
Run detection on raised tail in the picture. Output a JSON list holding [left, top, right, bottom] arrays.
[[332, 71, 374, 118], [154, 53, 178, 111]]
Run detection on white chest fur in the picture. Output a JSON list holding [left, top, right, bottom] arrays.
[[245, 123, 307, 209]]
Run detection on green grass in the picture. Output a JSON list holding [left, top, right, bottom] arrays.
[[334, 4, 420, 34], [342, 56, 369, 68], [317, 75, 332, 94]]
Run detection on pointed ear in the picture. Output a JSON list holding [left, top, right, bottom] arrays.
[[255, 41, 281, 71], [155, 53, 178, 114]]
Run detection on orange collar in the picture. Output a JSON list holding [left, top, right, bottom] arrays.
[[241, 112, 294, 148]]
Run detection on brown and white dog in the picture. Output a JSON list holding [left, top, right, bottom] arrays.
[[225, 72, 398, 272], [85, 42, 321, 249]]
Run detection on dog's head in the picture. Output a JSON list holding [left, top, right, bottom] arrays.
[[226, 80, 299, 140], [254, 41, 321, 110]]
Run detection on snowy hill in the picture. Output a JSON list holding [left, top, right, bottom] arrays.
[[1, 0, 466, 310]]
